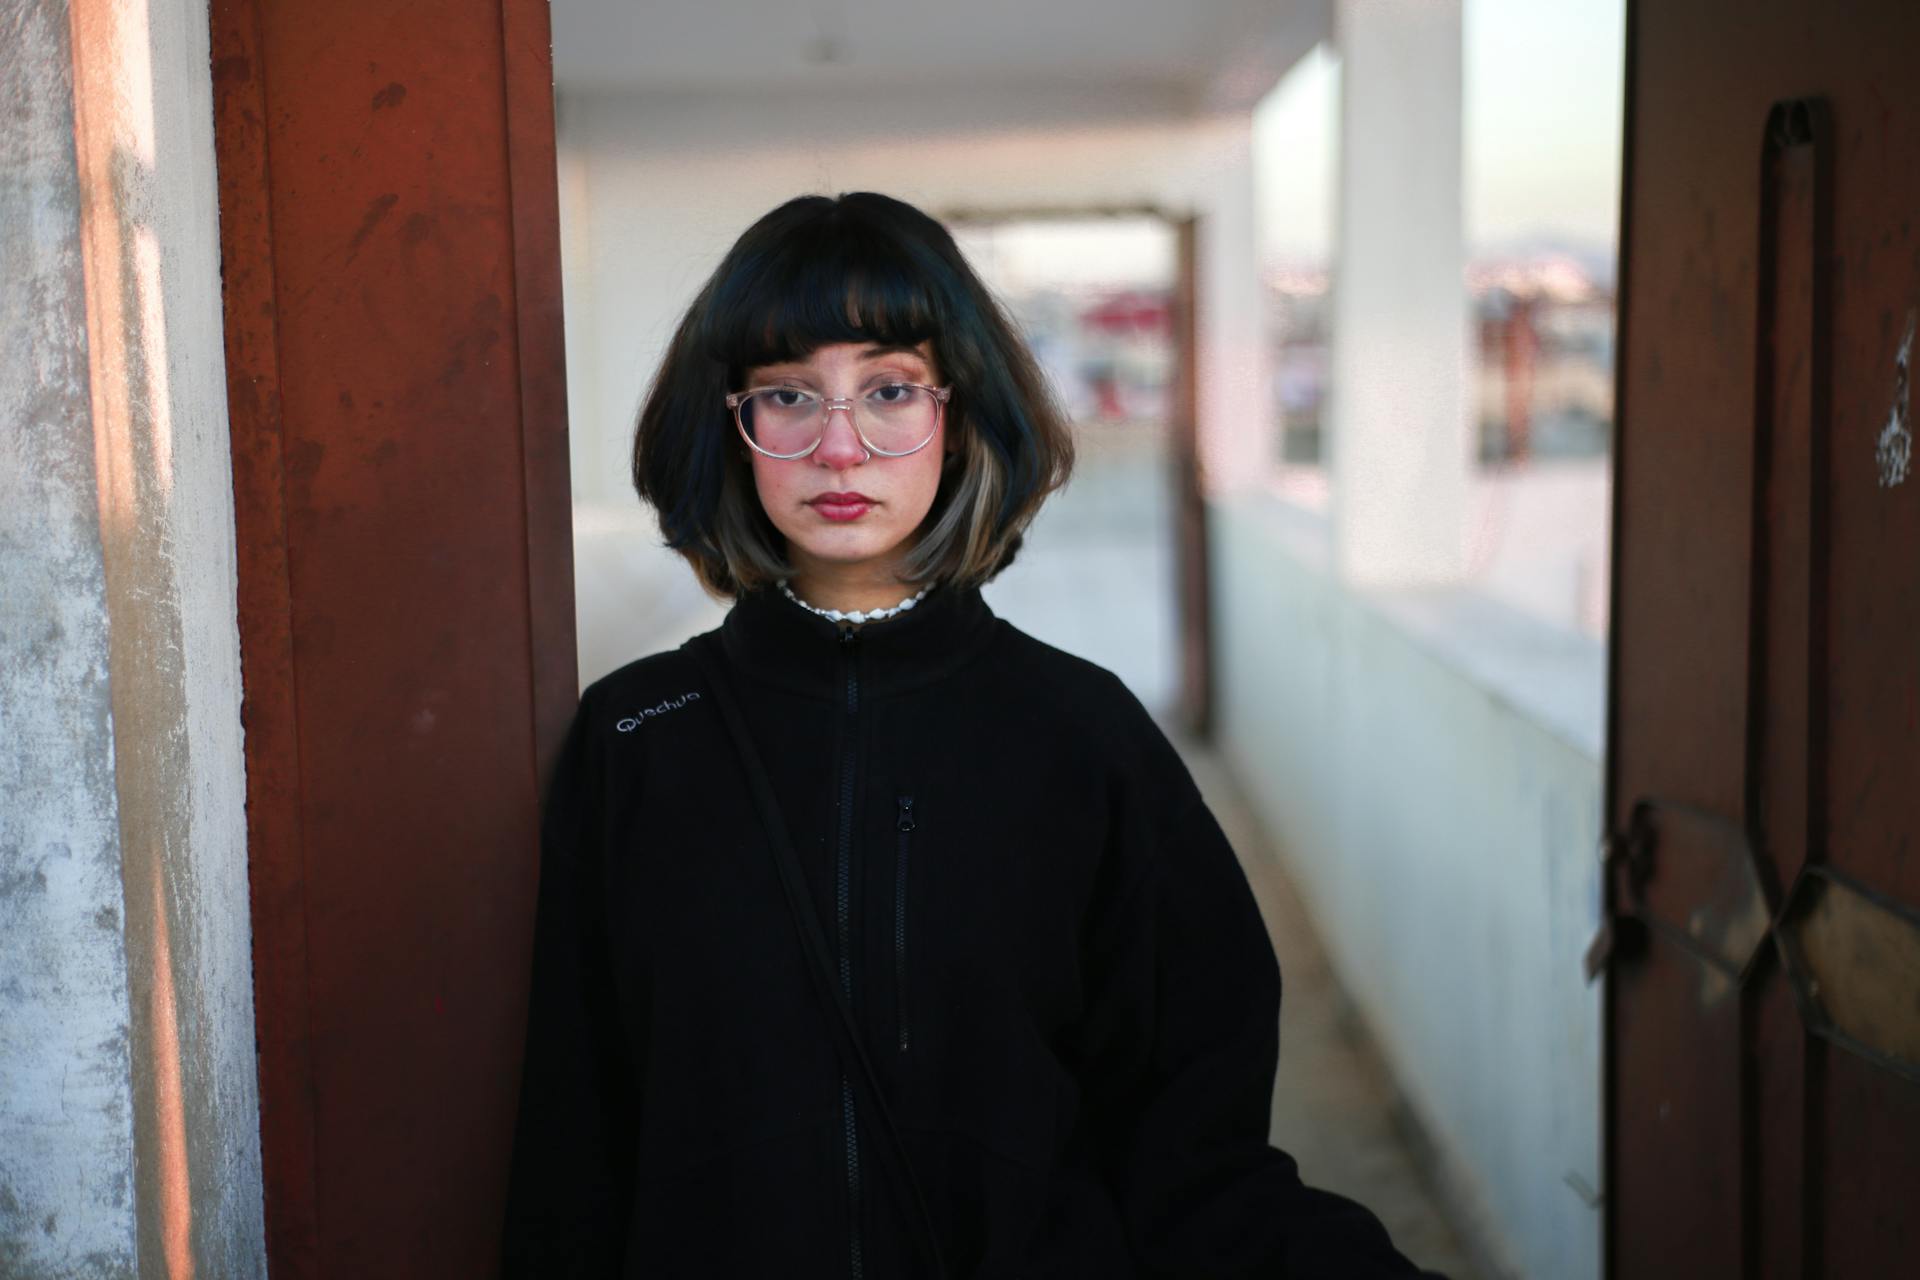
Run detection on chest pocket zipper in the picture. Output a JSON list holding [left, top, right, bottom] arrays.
[[895, 795, 915, 1053]]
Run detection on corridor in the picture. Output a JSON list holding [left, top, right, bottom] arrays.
[[1185, 742, 1483, 1279]]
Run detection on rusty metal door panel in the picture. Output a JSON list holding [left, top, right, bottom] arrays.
[[1606, 2, 1920, 1275], [1818, 1054, 1920, 1272], [211, 0, 574, 1275], [1610, 939, 1746, 1270]]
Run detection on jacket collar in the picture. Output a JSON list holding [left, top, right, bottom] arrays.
[[716, 580, 1001, 700]]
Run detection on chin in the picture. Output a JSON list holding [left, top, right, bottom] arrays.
[[802, 541, 906, 571], [790, 532, 902, 568]]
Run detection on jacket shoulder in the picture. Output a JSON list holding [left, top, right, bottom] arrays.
[[990, 621, 1154, 721], [991, 619, 1122, 691], [575, 638, 709, 730], [989, 621, 1198, 802]]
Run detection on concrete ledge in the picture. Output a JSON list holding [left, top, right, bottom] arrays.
[[1227, 492, 1605, 761], [1209, 489, 1604, 1280]]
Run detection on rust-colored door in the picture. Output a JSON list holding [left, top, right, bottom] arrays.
[[1603, 2, 1920, 1276], [211, 0, 575, 1274]]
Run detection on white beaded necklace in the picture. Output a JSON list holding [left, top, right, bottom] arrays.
[[778, 578, 930, 626]]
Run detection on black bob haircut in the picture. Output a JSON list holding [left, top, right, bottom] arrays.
[[632, 191, 1074, 598]]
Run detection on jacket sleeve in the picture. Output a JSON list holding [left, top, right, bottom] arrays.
[[501, 693, 638, 1276], [1083, 793, 1444, 1280]]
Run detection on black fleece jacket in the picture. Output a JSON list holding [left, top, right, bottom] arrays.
[[501, 582, 1440, 1279]]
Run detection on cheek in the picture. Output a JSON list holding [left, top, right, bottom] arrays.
[[747, 454, 795, 519], [898, 430, 949, 524]]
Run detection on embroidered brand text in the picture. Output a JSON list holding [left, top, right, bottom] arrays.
[[616, 691, 702, 732]]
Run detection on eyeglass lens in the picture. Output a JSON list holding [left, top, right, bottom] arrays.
[[738, 385, 939, 455]]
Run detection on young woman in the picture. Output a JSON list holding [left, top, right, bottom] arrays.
[[502, 192, 1441, 1279]]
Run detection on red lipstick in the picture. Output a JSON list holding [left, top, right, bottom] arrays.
[[808, 491, 876, 522]]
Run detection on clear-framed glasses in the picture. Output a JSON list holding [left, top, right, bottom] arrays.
[[724, 382, 952, 460]]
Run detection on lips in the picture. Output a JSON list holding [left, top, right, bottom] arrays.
[[807, 491, 877, 522]]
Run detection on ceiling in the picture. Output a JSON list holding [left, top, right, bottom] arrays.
[[549, 0, 1326, 108]]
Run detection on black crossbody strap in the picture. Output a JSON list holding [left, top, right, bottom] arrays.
[[687, 635, 948, 1279]]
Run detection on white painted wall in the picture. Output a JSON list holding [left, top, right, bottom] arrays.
[[1211, 492, 1604, 1280], [1, 0, 266, 1272]]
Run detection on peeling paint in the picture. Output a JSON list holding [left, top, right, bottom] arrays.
[[1875, 311, 1913, 488]]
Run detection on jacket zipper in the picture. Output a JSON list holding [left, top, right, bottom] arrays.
[[894, 795, 915, 1053], [836, 626, 864, 1280]]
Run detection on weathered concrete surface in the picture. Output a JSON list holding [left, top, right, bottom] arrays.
[[2, 0, 267, 1274], [69, 0, 267, 1269], [1, 2, 140, 1272]]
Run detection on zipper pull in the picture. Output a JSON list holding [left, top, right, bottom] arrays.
[[838, 625, 858, 646], [896, 796, 916, 832]]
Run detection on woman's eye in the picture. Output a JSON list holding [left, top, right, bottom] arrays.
[[769, 388, 811, 408], [868, 383, 913, 404]]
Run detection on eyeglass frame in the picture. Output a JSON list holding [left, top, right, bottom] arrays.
[[723, 382, 953, 461]]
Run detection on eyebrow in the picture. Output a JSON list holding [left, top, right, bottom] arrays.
[[857, 343, 928, 360]]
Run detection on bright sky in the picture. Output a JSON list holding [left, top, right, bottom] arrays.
[[1254, 0, 1627, 263]]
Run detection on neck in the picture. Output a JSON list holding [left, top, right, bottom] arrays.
[[786, 557, 920, 616]]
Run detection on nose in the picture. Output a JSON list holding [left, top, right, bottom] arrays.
[[812, 400, 869, 470]]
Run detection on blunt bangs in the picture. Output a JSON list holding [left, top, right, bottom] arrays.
[[698, 202, 948, 375], [633, 192, 1074, 599]]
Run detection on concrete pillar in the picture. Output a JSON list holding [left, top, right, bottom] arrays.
[[0, 0, 267, 1274], [1186, 114, 1276, 495], [1328, 0, 1469, 585]]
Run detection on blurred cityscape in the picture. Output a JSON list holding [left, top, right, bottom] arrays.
[[950, 242, 1619, 474], [1272, 247, 1616, 468], [948, 224, 1619, 653]]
